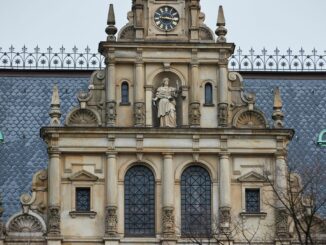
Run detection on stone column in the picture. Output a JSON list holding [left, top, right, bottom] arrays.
[[145, 85, 153, 127], [189, 63, 201, 126], [47, 150, 61, 238], [275, 153, 289, 240], [162, 153, 175, 238], [105, 152, 118, 237], [218, 62, 228, 127], [105, 52, 116, 127], [219, 153, 231, 233], [134, 61, 145, 126]]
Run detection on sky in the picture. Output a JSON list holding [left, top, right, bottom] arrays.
[[0, 0, 325, 54]]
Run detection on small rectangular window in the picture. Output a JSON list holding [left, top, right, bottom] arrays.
[[245, 189, 260, 213], [76, 187, 90, 212]]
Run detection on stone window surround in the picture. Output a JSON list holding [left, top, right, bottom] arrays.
[[69, 182, 97, 218], [240, 184, 267, 219]]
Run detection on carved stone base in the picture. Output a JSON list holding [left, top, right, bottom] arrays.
[[218, 103, 228, 127], [162, 207, 175, 238], [106, 101, 117, 126], [189, 102, 201, 126], [48, 206, 61, 236], [105, 206, 118, 237], [134, 102, 145, 127], [275, 208, 289, 240], [219, 207, 231, 236]]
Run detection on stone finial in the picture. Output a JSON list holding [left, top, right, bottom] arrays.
[[105, 4, 118, 42], [49, 84, 61, 126], [272, 87, 284, 128], [215, 6, 228, 43]]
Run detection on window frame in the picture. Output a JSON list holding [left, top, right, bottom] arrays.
[[204, 82, 214, 106], [120, 81, 130, 105], [75, 187, 91, 212], [245, 188, 260, 213]]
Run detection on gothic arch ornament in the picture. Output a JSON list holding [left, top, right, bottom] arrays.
[[232, 109, 269, 129], [6, 211, 46, 237], [65, 108, 101, 127]]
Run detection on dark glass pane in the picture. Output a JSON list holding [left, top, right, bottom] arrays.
[[124, 165, 155, 237], [245, 189, 260, 213], [76, 187, 90, 212], [121, 82, 129, 104], [205, 83, 213, 105], [181, 166, 212, 237]]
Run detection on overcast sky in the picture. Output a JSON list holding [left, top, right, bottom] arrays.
[[0, 0, 325, 54]]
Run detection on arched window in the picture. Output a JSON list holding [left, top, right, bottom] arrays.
[[204, 83, 213, 105], [181, 166, 211, 237], [121, 82, 129, 104], [124, 165, 155, 237]]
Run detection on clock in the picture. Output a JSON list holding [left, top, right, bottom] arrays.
[[154, 6, 180, 31]]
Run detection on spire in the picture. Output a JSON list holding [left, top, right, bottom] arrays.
[[272, 87, 284, 128], [105, 4, 118, 42], [49, 84, 61, 126], [215, 6, 228, 43]]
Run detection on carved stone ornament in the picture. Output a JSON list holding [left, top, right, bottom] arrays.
[[219, 207, 231, 235], [276, 208, 289, 239], [162, 207, 175, 237], [47, 206, 60, 236], [106, 101, 117, 126], [66, 108, 100, 127], [134, 102, 145, 127], [233, 109, 268, 129], [6, 211, 46, 237], [189, 102, 201, 126], [218, 103, 228, 127], [105, 206, 117, 236]]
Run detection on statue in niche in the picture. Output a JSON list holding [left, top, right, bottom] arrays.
[[153, 77, 180, 127]]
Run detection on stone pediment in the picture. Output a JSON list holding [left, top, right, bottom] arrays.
[[68, 170, 99, 182], [237, 171, 266, 182]]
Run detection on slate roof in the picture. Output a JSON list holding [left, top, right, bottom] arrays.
[[0, 74, 325, 220]]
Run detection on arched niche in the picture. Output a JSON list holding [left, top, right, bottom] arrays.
[[152, 71, 184, 128]]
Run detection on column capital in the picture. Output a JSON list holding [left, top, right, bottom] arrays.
[[219, 152, 230, 159], [48, 148, 60, 157], [275, 150, 286, 159], [162, 153, 174, 159], [106, 152, 117, 158]]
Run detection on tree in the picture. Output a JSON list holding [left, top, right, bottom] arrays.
[[266, 161, 326, 245]]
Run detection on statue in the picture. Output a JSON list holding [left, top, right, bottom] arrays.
[[153, 77, 179, 128]]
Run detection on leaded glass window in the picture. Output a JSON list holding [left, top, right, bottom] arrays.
[[245, 189, 260, 213], [204, 83, 213, 105], [124, 165, 155, 237], [181, 166, 212, 237], [76, 187, 90, 212], [121, 82, 129, 104]]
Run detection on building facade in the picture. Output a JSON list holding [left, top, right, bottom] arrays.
[[0, 1, 325, 245]]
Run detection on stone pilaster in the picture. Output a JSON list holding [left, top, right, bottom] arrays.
[[105, 51, 116, 126], [105, 153, 118, 236], [145, 85, 153, 127], [134, 54, 145, 126], [219, 153, 231, 233], [47, 150, 61, 237], [275, 153, 289, 240], [189, 63, 201, 127], [162, 153, 175, 238], [218, 62, 228, 127]]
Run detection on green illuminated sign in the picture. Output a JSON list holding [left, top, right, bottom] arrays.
[[317, 129, 326, 147]]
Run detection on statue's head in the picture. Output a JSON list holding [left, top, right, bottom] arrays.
[[162, 77, 169, 86]]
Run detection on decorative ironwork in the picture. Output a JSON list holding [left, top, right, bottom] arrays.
[[181, 166, 212, 237], [76, 188, 91, 212], [245, 189, 260, 213], [124, 165, 155, 237], [229, 47, 326, 72], [0, 45, 104, 70], [1, 46, 325, 71]]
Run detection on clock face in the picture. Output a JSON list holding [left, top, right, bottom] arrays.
[[154, 6, 180, 31]]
